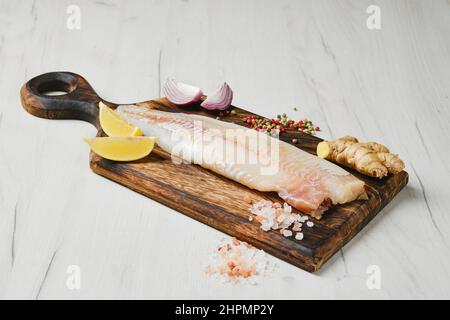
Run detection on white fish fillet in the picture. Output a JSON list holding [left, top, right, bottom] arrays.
[[116, 105, 366, 217]]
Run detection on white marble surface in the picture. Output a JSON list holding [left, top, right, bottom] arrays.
[[0, 0, 449, 299]]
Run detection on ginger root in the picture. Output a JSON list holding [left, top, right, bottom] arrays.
[[317, 135, 404, 179]]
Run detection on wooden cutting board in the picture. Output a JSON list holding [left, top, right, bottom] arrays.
[[20, 72, 408, 272]]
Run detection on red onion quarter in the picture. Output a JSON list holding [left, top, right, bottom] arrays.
[[163, 79, 203, 105], [201, 82, 233, 111]]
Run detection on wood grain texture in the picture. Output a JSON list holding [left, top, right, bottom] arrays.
[[21, 72, 408, 272]]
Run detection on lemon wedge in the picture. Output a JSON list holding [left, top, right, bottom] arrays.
[[99, 102, 142, 137], [83, 136, 158, 162]]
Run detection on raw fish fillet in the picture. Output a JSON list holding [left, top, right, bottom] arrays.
[[116, 105, 366, 218]]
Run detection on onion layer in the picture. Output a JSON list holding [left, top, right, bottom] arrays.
[[163, 79, 203, 105], [201, 82, 233, 110]]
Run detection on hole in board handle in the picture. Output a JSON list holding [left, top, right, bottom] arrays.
[[42, 91, 69, 96], [35, 76, 78, 97]]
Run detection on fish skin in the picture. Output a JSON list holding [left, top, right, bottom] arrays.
[[116, 105, 366, 216]]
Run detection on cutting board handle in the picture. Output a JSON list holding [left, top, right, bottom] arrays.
[[20, 72, 104, 128]]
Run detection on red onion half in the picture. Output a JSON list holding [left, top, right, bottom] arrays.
[[201, 82, 233, 111], [163, 79, 203, 105]]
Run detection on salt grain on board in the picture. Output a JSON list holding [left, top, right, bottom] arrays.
[[282, 230, 293, 237], [295, 232, 304, 240], [292, 221, 302, 232], [248, 199, 315, 240]]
